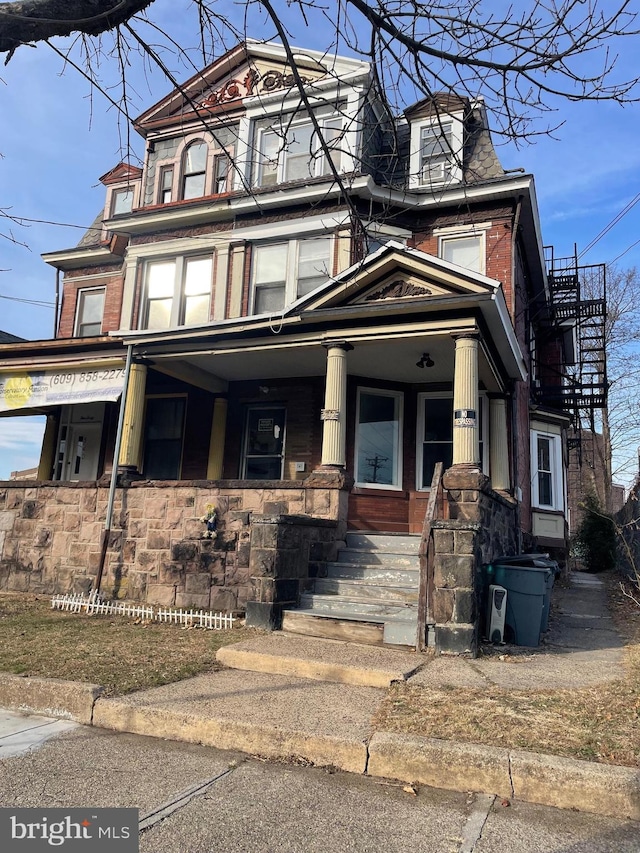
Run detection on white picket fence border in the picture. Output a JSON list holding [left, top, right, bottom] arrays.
[[51, 591, 235, 630]]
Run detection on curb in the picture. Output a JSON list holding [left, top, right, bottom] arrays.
[[1, 677, 638, 821], [0, 673, 103, 725]]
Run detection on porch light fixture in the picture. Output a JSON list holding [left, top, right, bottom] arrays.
[[416, 352, 435, 368]]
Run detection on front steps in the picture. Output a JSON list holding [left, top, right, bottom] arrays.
[[281, 532, 422, 647]]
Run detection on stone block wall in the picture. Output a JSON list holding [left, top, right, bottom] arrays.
[[0, 477, 347, 613], [431, 467, 518, 656]]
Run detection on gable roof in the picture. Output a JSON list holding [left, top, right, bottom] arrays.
[[134, 40, 370, 134], [291, 240, 501, 314]]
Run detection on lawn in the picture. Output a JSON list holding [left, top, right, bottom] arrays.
[[372, 574, 640, 768], [0, 593, 255, 696]]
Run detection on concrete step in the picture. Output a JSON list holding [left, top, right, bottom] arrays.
[[299, 593, 417, 621], [216, 634, 422, 688], [314, 577, 419, 604], [345, 532, 421, 554], [326, 562, 420, 585], [282, 609, 417, 647], [337, 549, 420, 568]]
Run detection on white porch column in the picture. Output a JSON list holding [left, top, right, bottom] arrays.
[[452, 334, 480, 467], [320, 341, 353, 467], [489, 395, 510, 490]]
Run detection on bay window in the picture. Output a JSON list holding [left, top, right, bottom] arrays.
[[143, 255, 213, 329], [251, 237, 331, 314]]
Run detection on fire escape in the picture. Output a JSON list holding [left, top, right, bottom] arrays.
[[536, 246, 608, 515]]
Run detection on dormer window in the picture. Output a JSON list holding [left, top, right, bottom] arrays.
[[420, 121, 455, 185], [182, 141, 208, 199], [407, 105, 464, 190], [111, 187, 134, 216]]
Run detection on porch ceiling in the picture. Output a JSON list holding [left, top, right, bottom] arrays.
[[148, 332, 503, 392]]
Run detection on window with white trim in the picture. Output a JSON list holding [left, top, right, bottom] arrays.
[[408, 113, 464, 189], [251, 237, 332, 314], [355, 388, 403, 489], [531, 430, 563, 510], [181, 140, 208, 200], [111, 187, 134, 216], [417, 393, 486, 489], [439, 233, 485, 275], [142, 255, 213, 330], [257, 117, 343, 187], [75, 288, 105, 337]]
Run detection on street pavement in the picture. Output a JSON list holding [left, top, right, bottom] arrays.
[[0, 710, 638, 852]]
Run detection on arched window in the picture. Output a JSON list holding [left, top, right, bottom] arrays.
[[182, 141, 208, 199]]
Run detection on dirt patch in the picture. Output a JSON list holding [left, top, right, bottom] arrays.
[[0, 592, 256, 696]]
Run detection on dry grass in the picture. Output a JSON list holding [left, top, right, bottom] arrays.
[[0, 593, 255, 696], [373, 573, 640, 768]]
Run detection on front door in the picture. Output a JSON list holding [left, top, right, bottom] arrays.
[[65, 424, 102, 481], [242, 407, 286, 479]]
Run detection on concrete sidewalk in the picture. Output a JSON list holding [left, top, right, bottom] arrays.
[[1, 571, 638, 821]]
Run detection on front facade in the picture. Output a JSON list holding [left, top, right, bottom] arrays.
[[0, 41, 601, 653]]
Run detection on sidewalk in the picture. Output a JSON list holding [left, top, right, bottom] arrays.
[[1, 572, 638, 821]]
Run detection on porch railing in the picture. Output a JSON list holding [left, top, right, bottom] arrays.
[[416, 461, 445, 651]]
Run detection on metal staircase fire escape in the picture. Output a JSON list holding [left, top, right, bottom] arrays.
[[537, 246, 608, 518]]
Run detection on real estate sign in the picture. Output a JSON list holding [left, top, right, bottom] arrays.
[[0, 366, 126, 412]]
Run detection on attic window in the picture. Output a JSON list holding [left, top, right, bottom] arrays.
[[182, 141, 208, 199], [408, 112, 463, 189], [420, 121, 454, 184], [257, 118, 343, 188], [111, 187, 134, 215]]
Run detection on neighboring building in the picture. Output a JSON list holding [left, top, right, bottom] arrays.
[[0, 41, 606, 653]]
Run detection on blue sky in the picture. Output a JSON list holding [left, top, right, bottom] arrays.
[[1, 2, 639, 481]]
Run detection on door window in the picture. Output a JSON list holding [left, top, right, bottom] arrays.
[[242, 407, 286, 480]]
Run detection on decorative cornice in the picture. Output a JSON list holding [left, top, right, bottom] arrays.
[[364, 279, 432, 301]]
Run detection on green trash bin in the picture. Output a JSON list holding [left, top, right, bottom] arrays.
[[493, 562, 553, 646]]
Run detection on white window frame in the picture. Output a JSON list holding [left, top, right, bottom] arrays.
[[408, 112, 464, 190], [438, 232, 486, 276], [74, 287, 106, 337], [416, 392, 488, 490], [250, 236, 333, 315], [256, 116, 344, 188], [355, 387, 404, 491], [141, 254, 214, 330], [531, 429, 564, 511]]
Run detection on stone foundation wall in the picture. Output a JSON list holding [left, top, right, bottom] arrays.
[[0, 478, 346, 612], [431, 468, 517, 656]]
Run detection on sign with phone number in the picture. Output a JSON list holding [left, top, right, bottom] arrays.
[[0, 366, 126, 412]]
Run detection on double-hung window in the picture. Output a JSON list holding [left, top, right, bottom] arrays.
[[531, 430, 563, 510], [251, 237, 331, 314], [409, 112, 463, 189], [75, 288, 105, 337], [182, 140, 208, 199], [257, 117, 343, 187], [143, 255, 213, 330]]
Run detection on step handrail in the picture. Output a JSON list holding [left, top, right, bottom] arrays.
[[416, 461, 444, 650]]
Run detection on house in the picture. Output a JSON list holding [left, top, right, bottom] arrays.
[[0, 41, 606, 654]]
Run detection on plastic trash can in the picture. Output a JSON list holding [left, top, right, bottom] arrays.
[[492, 562, 553, 646], [493, 555, 558, 633]]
